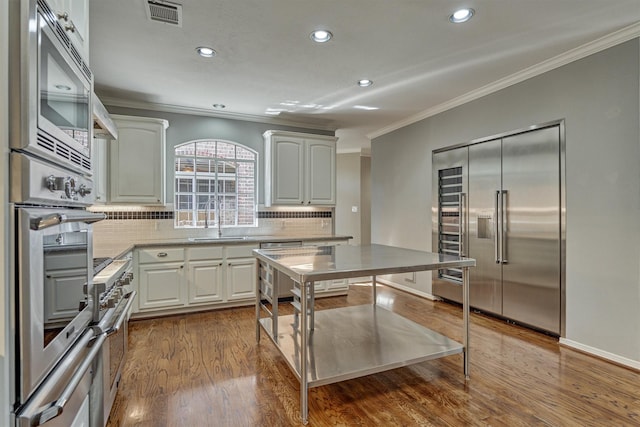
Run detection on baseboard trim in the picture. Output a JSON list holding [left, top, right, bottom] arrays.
[[559, 338, 640, 372]]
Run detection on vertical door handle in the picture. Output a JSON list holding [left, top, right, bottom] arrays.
[[459, 193, 466, 257], [501, 190, 508, 264], [495, 191, 500, 263]]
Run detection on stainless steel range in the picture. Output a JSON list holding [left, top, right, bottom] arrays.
[[90, 258, 136, 426]]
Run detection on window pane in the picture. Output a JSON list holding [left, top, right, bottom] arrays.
[[195, 141, 217, 158], [236, 146, 255, 161], [224, 180, 236, 193], [196, 159, 211, 173], [177, 179, 193, 193], [196, 179, 211, 193], [177, 195, 192, 210], [175, 145, 194, 157], [216, 142, 235, 159], [176, 158, 194, 172]]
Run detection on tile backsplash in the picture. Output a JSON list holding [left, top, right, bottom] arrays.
[[89, 205, 334, 258]]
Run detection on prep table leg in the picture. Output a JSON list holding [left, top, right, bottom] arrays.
[[256, 261, 261, 343], [300, 279, 309, 424], [463, 266, 470, 380], [372, 275, 377, 305]]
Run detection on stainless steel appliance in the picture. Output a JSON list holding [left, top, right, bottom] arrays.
[[91, 258, 136, 426], [432, 122, 566, 335], [10, 0, 93, 175], [9, 0, 107, 424]]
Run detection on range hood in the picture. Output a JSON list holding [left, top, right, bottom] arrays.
[[93, 94, 118, 140]]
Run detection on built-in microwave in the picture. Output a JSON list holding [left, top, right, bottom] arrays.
[[10, 0, 93, 175]]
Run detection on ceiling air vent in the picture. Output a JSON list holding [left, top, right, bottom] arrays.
[[146, 0, 182, 27]]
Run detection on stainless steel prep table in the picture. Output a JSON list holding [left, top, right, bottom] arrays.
[[253, 244, 475, 424]]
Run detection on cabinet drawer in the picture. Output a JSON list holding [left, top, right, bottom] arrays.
[[226, 244, 259, 258], [188, 246, 223, 261], [138, 248, 184, 263]]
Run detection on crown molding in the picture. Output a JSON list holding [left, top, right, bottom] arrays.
[[98, 96, 339, 132], [368, 23, 640, 140]]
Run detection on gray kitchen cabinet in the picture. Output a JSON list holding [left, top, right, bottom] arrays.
[[47, 0, 90, 61], [225, 244, 258, 301], [91, 137, 108, 204], [263, 130, 337, 206], [132, 244, 258, 317], [136, 248, 185, 312], [186, 246, 224, 305], [110, 115, 168, 205]]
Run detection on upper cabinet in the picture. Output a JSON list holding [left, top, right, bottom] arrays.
[[263, 130, 337, 206], [110, 115, 169, 205], [47, 0, 90, 61]]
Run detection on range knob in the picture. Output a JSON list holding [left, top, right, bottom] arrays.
[[77, 184, 92, 197]]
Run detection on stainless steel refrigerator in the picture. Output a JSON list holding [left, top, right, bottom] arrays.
[[432, 123, 565, 335]]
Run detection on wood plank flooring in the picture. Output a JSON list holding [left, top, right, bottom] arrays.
[[106, 284, 640, 426]]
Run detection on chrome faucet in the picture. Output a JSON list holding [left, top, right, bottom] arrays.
[[217, 195, 223, 238], [204, 196, 211, 228]]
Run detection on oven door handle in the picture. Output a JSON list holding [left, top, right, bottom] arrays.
[[22, 329, 106, 426], [30, 212, 107, 230], [105, 290, 137, 337]]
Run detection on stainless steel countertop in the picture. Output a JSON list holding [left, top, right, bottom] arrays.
[[253, 243, 476, 283]]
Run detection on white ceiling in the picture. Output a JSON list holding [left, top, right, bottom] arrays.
[[90, 0, 640, 151]]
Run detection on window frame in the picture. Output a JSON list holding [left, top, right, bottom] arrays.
[[173, 139, 258, 229]]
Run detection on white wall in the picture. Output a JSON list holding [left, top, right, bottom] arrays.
[[336, 153, 362, 245], [371, 39, 640, 363], [1, 0, 11, 422]]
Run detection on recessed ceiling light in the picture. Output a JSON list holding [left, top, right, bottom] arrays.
[[196, 46, 216, 58], [310, 29, 333, 43], [357, 79, 373, 87], [212, 103, 226, 109], [449, 8, 475, 23]]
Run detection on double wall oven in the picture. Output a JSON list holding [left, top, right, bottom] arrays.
[[8, 0, 119, 425]]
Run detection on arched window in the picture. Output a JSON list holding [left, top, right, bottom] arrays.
[[174, 139, 257, 228]]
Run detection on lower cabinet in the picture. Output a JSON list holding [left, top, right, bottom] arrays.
[[133, 244, 257, 316], [187, 259, 224, 304], [226, 258, 257, 301], [138, 261, 185, 311]]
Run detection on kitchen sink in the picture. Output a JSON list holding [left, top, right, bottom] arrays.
[[188, 236, 252, 242]]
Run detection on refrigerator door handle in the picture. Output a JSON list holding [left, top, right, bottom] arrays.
[[501, 189, 508, 264], [495, 190, 500, 263], [459, 192, 466, 257]]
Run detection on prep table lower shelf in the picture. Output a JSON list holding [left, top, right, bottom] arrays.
[[258, 304, 464, 388]]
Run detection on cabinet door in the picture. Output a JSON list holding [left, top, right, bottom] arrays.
[[110, 116, 167, 205], [226, 258, 257, 301], [271, 137, 304, 205], [91, 138, 108, 204], [138, 262, 185, 311], [49, 0, 90, 61], [44, 268, 87, 322], [306, 139, 336, 205], [187, 259, 224, 304]]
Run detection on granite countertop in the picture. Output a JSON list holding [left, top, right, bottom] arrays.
[[112, 235, 352, 260]]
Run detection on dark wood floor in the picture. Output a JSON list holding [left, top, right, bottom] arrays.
[[106, 284, 640, 426]]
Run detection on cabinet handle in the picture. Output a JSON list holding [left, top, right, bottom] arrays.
[[157, 252, 168, 257], [180, 265, 184, 269], [64, 22, 76, 33], [56, 11, 69, 21], [300, 201, 304, 204]]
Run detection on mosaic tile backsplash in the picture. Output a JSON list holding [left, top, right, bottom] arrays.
[[89, 206, 334, 258]]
